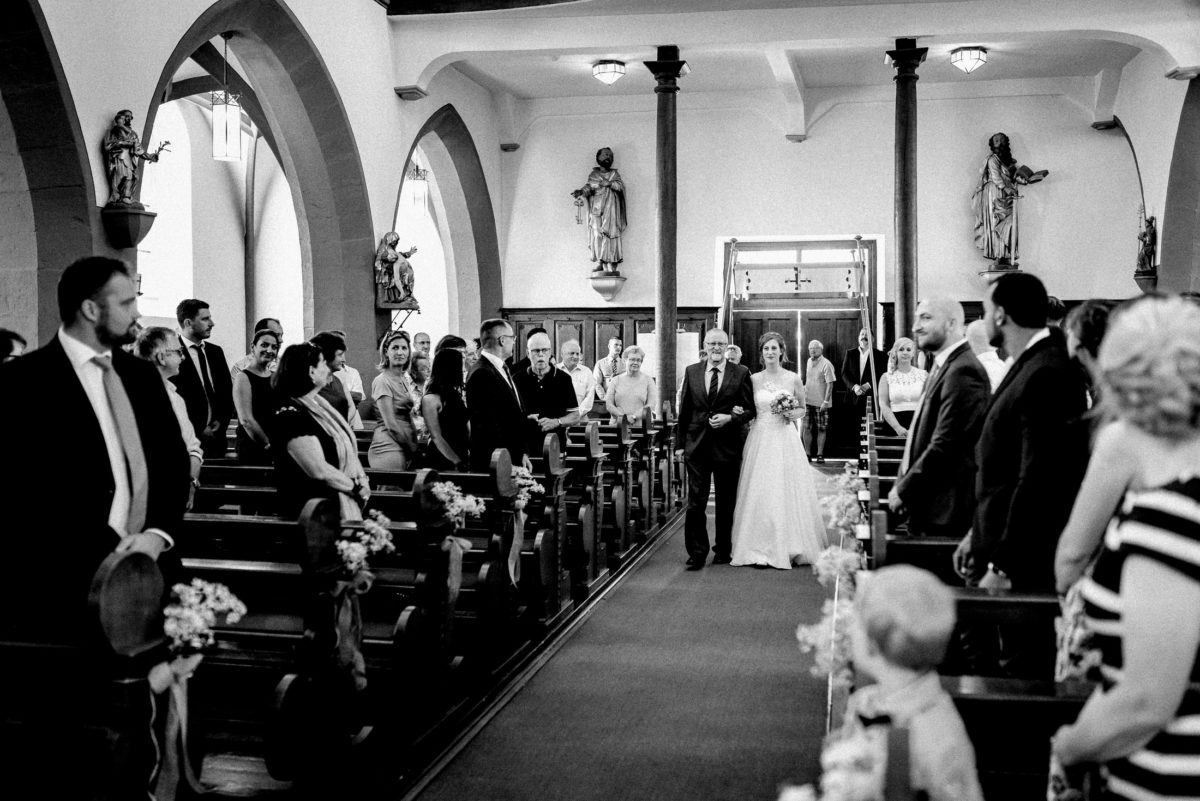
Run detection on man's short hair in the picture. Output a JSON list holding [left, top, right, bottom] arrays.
[[990, 272, 1048, 328], [526, 327, 548, 342], [57, 256, 130, 323], [560, 338, 582, 356], [855, 565, 956, 672], [135, 326, 176, 360], [309, 330, 347, 365], [435, 334, 467, 353], [1046, 296, 1067, 324], [176, 298, 210, 326], [480, 318, 510, 342], [0, 329, 27, 359]]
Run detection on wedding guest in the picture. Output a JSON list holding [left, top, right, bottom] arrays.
[[725, 344, 742, 365], [802, 339, 835, 463], [329, 329, 364, 430], [421, 348, 469, 471], [606, 345, 657, 424], [515, 331, 580, 453], [958, 272, 1089, 678], [840, 327, 887, 428], [1063, 299, 1115, 407], [310, 330, 351, 421], [965, 319, 1008, 392], [230, 317, 283, 377], [409, 350, 432, 450], [232, 328, 281, 464], [510, 326, 545, 375], [435, 334, 467, 354], [136, 326, 203, 509], [878, 336, 927, 437], [1052, 296, 1200, 801], [465, 337, 481, 373], [172, 298, 234, 458], [1046, 295, 1067, 328], [368, 330, 417, 470], [0, 328, 26, 362], [413, 331, 431, 358], [557, 338, 595, 417], [593, 336, 626, 403], [467, 319, 530, 471], [270, 343, 369, 519], [846, 566, 984, 801]]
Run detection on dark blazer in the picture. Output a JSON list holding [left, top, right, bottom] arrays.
[[0, 336, 190, 642], [466, 354, 528, 471], [972, 328, 1090, 591], [893, 342, 990, 537], [841, 347, 888, 397], [171, 338, 234, 436], [676, 360, 756, 463]]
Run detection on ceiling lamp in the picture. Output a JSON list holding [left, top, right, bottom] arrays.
[[211, 33, 242, 161], [592, 60, 626, 85], [950, 46, 988, 75]]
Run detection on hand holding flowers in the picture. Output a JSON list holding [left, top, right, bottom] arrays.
[[770, 391, 804, 421]]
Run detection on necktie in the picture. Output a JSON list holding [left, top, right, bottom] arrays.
[[901, 363, 940, 474], [503, 362, 522, 405], [193, 343, 217, 421], [708, 367, 720, 401], [93, 355, 148, 534]]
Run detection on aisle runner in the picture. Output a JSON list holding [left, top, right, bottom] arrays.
[[417, 521, 831, 801]]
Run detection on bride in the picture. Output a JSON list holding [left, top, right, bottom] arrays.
[[730, 332, 829, 569]]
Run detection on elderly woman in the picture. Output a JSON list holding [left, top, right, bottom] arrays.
[[233, 328, 280, 464], [368, 330, 418, 470], [878, 336, 927, 437], [1051, 297, 1200, 801], [606, 345, 658, 424], [270, 343, 369, 520], [408, 350, 432, 449]]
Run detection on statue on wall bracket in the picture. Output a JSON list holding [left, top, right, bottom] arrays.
[[102, 109, 169, 208], [571, 146, 627, 276], [1134, 209, 1158, 293], [374, 232, 420, 310], [971, 132, 1048, 271]]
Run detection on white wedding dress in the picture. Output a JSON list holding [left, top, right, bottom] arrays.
[[730, 375, 830, 569]]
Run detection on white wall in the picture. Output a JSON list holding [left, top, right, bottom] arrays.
[[251, 135, 302, 347], [138, 100, 194, 328], [0, 97, 36, 343]]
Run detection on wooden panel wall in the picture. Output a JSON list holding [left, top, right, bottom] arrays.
[[501, 307, 719, 366]]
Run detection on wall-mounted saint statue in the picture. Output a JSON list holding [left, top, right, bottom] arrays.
[[102, 109, 169, 207], [971, 132, 1048, 269], [1137, 213, 1157, 274], [374, 232, 419, 310], [571, 146, 627, 275]]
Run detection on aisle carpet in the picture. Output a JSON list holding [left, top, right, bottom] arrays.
[[416, 516, 834, 801]]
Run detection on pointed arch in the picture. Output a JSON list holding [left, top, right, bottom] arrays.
[[1161, 77, 1200, 292]]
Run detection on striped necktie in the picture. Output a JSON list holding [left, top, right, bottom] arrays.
[[92, 355, 148, 534]]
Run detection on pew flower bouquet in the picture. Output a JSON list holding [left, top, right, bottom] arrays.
[[164, 578, 247, 653], [822, 464, 867, 539], [796, 597, 857, 690], [769, 390, 803, 421], [511, 467, 545, 510], [431, 481, 487, 527], [814, 545, 867, 591], [337, 509, 396, 574]]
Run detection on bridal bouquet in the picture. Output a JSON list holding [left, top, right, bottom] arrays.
[[336, 509, 396, 573], [431, 481, 487, 526], [163, 578, 247, 654], [770, 390, 803, 421], [511, 466, 546, 510]]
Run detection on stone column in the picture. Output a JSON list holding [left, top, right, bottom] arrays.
[[887, 38, 927, 343], [645, 45, 688, 407]]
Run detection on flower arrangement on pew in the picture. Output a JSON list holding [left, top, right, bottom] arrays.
[[796, 597, 857, 691], [430, 481, 487, 527], [336, 509, 395, 573], [163, 577, 247, 654], [511, 466, 545, 510], [769, 390, 804, 422], [822, 463, 868, 541]]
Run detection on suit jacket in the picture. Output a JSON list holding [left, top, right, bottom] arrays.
[[0, 336, 190, 642], [676, 361, 756, 464], [972, 328, 1090, 591], [893, 342, 990, 536], [841, 348, 888, 397], [466, 355, 528, 471], [171, 339, 234, 436]]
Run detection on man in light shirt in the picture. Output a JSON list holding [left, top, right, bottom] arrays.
[[803, 340, 835, 463], [965, 319, 1009, 392], [557, 338, 595, 417], [593, 336, 625, 403]]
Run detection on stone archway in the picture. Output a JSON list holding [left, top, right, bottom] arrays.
[[1161, 77, 1200, 293], [396, 104, 503, 340], [0, 0, 102, 344], [143, 0, 376, 359]]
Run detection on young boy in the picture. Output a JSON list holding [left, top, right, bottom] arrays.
[[845, 565, 984, 801]]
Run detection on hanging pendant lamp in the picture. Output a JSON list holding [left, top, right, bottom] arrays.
[[212, 33, 243, 161]]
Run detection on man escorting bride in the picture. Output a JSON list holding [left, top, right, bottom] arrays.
[[729, 332, 829, 569]]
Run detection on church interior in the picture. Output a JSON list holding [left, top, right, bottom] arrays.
[[2, 0, 1199, 799]]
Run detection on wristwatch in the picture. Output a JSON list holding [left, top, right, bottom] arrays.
[[987, 562, 1008, 579]]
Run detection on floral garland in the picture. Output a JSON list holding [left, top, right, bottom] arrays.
[[336, 509, 396, 573], [796, 597, 857, 691], [821, 463, 867, 539], [778, 727, 886, 801], [163, 578, 247, 653], [511, 466, 545, 510], [430, 481, 487, 526], [814, 545, 867, 591]]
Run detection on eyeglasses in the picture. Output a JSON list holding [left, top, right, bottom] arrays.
[[529, 348, 552, 356]]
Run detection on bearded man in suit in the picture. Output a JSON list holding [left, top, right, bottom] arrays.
[[677, 328, 755, 569], [171, 298, 233, 458], [466, 318, 532, 472], [888, 298, 990, 538]]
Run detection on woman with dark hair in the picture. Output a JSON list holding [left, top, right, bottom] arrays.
[[233, 328, 280, 463], [729, 331, 828, 568], [421, 348, 469, 471], [269, 343, 370, 519], [1063, 298, 1115, 406], [310, 330, 351, 421], [368, 330, 417, 470]]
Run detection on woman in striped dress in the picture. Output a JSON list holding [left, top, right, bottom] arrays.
[[1052, 296, 1200, 800]]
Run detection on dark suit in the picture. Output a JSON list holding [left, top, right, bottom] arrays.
[[971, 328, 1089, 677], [170, 338, 233, 457], [841, 347, 888, 420], [893, 342, 990, 538], [466, 354, 527, 472], [0, 335, 190, 642], [677, 360, 756, 561]]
